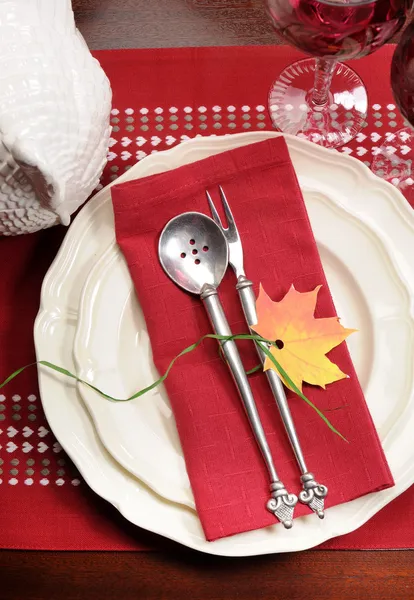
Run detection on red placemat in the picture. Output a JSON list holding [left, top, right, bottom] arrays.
[[0, 44, 412, 551]]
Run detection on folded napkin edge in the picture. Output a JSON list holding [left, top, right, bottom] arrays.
[[111, 136, 294, 215]]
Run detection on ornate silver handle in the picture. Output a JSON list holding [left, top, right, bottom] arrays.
[[200, 283, 298, 528], [235, 275, 328, 519]]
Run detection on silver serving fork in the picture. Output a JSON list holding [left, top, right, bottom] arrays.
[[206, 186, 328, 518]]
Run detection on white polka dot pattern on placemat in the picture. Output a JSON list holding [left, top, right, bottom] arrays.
[[98, 103, 413, 194], [0, 393, 82, 486]]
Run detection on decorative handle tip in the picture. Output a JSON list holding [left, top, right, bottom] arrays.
[[267, 481, 298, 529], [299, 472, 328, 519]]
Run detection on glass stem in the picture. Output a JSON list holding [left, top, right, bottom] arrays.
[[311, 58, 337, 107]]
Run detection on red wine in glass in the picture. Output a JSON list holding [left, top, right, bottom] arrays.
[[391, 20, 414, 126], [268, 0, 407, 59], [265, 0, 411, 147], [371, 21, 414, 197]]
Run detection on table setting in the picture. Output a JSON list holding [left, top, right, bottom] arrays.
[[1, 0, 414, 582]]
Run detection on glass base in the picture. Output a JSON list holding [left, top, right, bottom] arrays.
[[371, 127, 413, 201], [268, 58, 368, 148]]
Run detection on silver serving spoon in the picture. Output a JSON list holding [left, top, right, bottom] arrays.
[[159, 212, 298, 528]]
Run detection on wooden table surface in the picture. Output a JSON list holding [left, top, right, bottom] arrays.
[[2, 2, 414, 599]]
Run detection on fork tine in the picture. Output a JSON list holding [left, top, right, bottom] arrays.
[[218, 185, 237, 234], [205, 190, 224, 228]]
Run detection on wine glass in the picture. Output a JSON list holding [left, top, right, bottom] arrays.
[[265, 0, 411, 148], [391, 20, 414, 126], [372, 20, 414, 195]]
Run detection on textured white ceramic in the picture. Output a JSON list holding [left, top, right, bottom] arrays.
[[35, 132, 414, 556], [73, 189, 414, 508], [0, 0, 111, 235]]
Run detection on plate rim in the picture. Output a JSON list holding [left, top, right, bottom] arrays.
[[73, 242, 196, 508], [34, 131, 414, 556]]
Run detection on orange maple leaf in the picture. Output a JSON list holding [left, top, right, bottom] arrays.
[[252, 284, 356, 392]]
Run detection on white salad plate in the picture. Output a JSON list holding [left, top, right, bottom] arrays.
[[35, 132, 414, 556], [74, 190, 414, 509]]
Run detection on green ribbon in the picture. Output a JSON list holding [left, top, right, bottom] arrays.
[[0, 333, 346, 440]]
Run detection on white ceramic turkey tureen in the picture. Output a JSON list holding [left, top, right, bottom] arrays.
[[0, 0, 112, 235]]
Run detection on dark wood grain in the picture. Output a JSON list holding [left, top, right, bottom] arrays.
[[1, 549, 414, 600], [72, 0, 408, 50], [71, 0, 282, 49], [1, 3, 412, 599]]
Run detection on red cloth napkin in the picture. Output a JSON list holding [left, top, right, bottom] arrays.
[[111, 136, 394, 542]]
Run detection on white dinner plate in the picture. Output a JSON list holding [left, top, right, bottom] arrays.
[[73, 184, 414, 510], [35, 132, 414, 556]]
